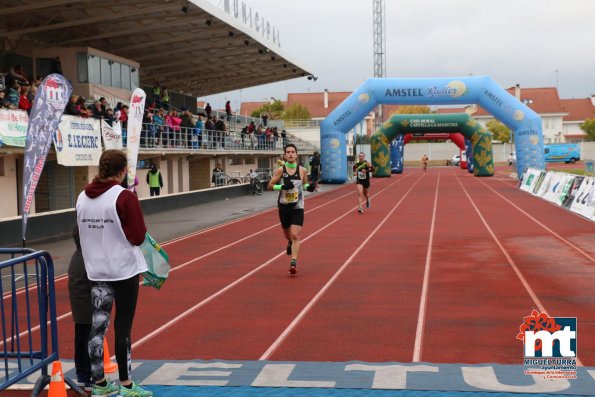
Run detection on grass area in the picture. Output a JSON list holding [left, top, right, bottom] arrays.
[[546, 167, 594, 176]]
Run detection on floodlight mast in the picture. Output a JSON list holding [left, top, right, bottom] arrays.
[[373, 0, 386, 130]]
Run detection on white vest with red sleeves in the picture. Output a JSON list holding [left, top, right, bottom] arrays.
[[76, 185, 147, 281]]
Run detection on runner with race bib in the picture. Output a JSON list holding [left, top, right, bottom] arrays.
[[268, 143, 316, 274]]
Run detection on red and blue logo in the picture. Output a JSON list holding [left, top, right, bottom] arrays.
[[517, 310, 577, 358]]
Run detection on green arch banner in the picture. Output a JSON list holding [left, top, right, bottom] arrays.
[[371, 113, 494, 177]]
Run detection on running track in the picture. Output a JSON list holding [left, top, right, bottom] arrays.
[[10, 166, 595, 368]]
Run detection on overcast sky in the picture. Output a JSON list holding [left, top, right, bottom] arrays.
[[200, 0, 595, 111]]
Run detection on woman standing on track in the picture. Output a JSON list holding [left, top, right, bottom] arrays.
[[422, 154, 429, 172], [76, 150, 153, 397], [268, 144, 316, 274], [353, 152, 373, 213]]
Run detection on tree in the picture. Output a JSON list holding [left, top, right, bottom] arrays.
[[486, 119, 511, 143], [251, 99, 284, 120], [581, 118, 595, 141], [283, 103, 310, 120], [394, 105, 432, 115]]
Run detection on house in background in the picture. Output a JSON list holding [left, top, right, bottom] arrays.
[[560, 96, 595, 142]]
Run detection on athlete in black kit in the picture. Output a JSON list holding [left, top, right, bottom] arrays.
[[268, 144, 316, 274], [353, 152, 374, 213]]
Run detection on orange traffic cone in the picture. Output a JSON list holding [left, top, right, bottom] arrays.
[[48, 361, 67, 397], [103, 338, 118, 373]]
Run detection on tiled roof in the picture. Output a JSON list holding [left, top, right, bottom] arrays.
[[560, 98, 595, 122], [287, 92, 352, 118], [239, 101, 268, 117]]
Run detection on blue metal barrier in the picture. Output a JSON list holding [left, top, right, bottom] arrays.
[[0, 248, 84, 395]]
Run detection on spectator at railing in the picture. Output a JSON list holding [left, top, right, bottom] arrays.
[[165, 109, 181, 147], [260, 110, 269, 127], [180, 107, 194, 148], [104, 108, 116, 126], [141, 110, 153, 147], [152, 82, 161, 108], [194, 115, 203, 149], [76, 96, 89, 117], [204, 116, 215, 149], [8, 81, 20, 108], [0, 91, 12, 109], [27, 85, 37, 104], [247, 121, 256, 149], [225, 100, 232, 121], [152, 109, 165, 146], [90, 101, 103, 119], [265, 126, 273, 150], [215, 115, 226, 149], [205, 102, 212, 119], [18, 85, 32, 113], [6, 64, 29, 88], [281, 129, 288, 146], [273, 126, 280, 148], [99, 97, 109, 117], [161, 86, 170, 110], [256, 124, 265, 149], [64, 95, 79, 116], [118, 104, 129, 146]]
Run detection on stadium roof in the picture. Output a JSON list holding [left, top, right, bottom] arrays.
[[0, 0, 313, 97]]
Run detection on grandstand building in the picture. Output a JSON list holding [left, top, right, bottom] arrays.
[[0, 0, 315, 220]]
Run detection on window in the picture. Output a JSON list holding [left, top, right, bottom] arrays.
[[131, 67, 139, 90], [100, 58, 111, 86], [230, 156, 243, 165], [111, 62, 121, 87], [121, 64, 130, 91], [88, 55, 100, 83], [77, 53, 88, 83]]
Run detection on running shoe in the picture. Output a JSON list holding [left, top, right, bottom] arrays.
[[91, 381, 119, 396], [289, 259, 297, 275], [366, 198, 370, 208], [358, 207, 363, 213], [286, 240, 292, 256], [119, 382, 153, 397]]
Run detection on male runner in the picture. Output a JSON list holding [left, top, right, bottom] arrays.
[[353, 152, 373, 213], [268, 144, 316, 274]]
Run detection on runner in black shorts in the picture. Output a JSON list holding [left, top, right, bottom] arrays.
[[268, 144, 315, 274], [353, 152, 373, 213]]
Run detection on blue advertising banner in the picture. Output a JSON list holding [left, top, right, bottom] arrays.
[[21, 74, 71, 241]]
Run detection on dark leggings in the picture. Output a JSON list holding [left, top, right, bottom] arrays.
[[89, 275, 139, 382]]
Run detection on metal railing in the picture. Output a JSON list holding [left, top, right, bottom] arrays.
[[137, 123, 318, 153], [0, 249, 83, 395]]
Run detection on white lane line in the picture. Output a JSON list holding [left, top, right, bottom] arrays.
[[259, 175, 425, 360], [455, 176, 584, 367], [412, 173, 440, 362], [476, 178, 595, 264], [131, 177, 410, 351], [2, 186, 356, 299], [0, 186, 368, 347]]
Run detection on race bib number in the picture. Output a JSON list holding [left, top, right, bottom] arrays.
[[358, 171, 367, 180], [284, 191, 299, 203]]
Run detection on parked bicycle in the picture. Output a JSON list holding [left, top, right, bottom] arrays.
[[248, 169, 271, 195]]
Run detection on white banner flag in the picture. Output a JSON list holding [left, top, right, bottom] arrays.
[[22, 74, 71, 241], [53, 115, 102, 166], [126, 88, 146, 189], [0, 109, 28, 147], [101, 119, 123, 150]]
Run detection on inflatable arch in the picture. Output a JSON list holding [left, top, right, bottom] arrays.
[[320, 76, 545, 183], [374, 113, 494, 176], [391, 131, 467, 173]]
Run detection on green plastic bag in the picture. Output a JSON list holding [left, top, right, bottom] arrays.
[[140, 233, 170, 289]]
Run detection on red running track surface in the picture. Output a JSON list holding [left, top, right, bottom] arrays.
[[35, 167, 595, 366]]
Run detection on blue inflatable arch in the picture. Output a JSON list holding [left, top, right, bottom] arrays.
[[320, 76, 545, 183]]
